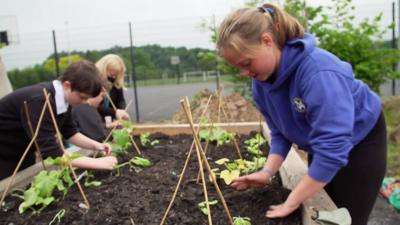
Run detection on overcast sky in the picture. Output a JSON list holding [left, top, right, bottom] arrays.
[[0, 0, 396, 70]]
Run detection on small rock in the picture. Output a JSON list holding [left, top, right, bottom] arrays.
[[78, 202, 89, 210]]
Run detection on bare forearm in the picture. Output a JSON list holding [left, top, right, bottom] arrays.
[[68, 133, 101, 150], [285, 175, 327, 207], [71, 156, 117, 170], [263, 153, 285, 175], [71, 156, 100, 169]]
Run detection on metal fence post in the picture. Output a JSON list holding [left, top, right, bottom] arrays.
[[52, 30, 60, 77], [129, 22, 140, 122]]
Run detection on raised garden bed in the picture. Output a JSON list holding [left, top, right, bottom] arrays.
[[0, 122, 336, 225]]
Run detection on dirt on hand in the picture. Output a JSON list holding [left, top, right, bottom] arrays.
[[172, 89, 263, 123]]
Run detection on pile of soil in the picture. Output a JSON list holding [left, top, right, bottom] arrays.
[[1, 133, 301, 225], [172, 89, 263, 123]]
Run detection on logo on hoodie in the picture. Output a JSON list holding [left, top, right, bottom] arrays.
[[292, 97, 306, 113]]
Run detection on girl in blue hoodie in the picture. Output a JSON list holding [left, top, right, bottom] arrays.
[[217, 3, 386, 225]]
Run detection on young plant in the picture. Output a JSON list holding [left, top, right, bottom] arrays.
[[244, 133, 266, 157], [17, 154, 81, 214], [233, 216, 252, 225], [83, 171, 102, 187], [198, 199, 218, 216], [215, 158, 240, 185], [140, 132, 159, 146], [199, 126, 234, 146], [111, 129, 131, 156], [49, 209, 66, 225], [111, 121, 136, 156], [245, 133, 267, 169], [114, 156, 152, 175]]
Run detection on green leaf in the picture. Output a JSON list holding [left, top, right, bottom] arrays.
[[198, 200, 219, 215], [215, 158, 230, 165], [130, 157, 151, 168], [233, 216, 252, 225], [84, 181, 102, 187], [220, 170, 240, 185]]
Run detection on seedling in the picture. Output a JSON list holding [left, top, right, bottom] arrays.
[[198, 199, 218, 216], [140, 132, 160, 146], [245, 134, 267, 169], [83, 172, 102, 187], [111, 129, 132, 156], [233, 216, 252, 225], [199, 126, 234, 146], [244, 133, 266, 157], [214, 156, 267, 185], [15, 154, 82, 213], [215, 158, 240, 185], [114, 156, 151, 175], [49, 209, 66, 225]]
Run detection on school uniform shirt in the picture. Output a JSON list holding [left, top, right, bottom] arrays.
[[98, 85, 126, 119], [252, 33, 381, 183], [72, 103, 107, 142], [0, 81, 77, 167]]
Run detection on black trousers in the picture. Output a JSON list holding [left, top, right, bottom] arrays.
[[309, 112, 387, 225]]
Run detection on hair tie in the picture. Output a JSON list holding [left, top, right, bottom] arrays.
[[258, 6, 275, 19]]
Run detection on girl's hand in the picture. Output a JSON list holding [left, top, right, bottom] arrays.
[[95, 142, 112, 156], [266, 202, 300, 218], [116, 109, 130, 120], [230, 171, 270, 190], [94, 156, 118, 170]]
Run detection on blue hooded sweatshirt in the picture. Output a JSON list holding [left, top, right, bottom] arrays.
[[252, 33, 381, 183]]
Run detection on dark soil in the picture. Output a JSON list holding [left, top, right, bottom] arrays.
[[0, 132, 301, 225]]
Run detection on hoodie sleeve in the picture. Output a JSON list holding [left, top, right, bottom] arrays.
[[302, 71, 354, 183], [252, 82, 292, 159]]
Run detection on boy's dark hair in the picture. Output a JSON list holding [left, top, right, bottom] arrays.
[[60, 60, 103, 97]]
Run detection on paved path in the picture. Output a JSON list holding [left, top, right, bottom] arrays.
[[124, 82, 232, 122]]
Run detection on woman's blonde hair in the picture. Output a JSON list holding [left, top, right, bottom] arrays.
[[95, 54, 126, 89], [217, 3, 304, 56]]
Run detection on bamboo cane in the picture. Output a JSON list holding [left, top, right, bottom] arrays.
[[0, 97, 50, 208], [217, 91, 243, 160], [181, 97, 234, 225], [42, 89, 90, 208], [182, 98, 213, 225], [196, 122, 214, 184], [103, 87, 118, 111], [159, 141, 195, 225], [160, 95, 213, 225], [23, 101, 47, 170], [104, 94, 141, 154], [129, 136, 142, 155]]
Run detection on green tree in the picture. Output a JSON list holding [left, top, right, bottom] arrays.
[[308, 0, 400, 93]]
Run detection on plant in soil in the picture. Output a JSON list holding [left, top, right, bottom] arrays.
[[113, 156, 152, 175], [199, 126, 234, 146], [15, 153, 81, 214], [110, 120, 136, 156], [140, 132, 160, 146], [233, 216, 252, 225], [198, 199, 219, 215], [214, 156, 266, 185]]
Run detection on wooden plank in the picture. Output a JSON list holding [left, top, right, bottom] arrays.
[[133, 122, 262, 135], [261, 123, 337, 225]]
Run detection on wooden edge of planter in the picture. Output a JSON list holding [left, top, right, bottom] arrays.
[[261, 123, 337, 225], [132, 122, 264, 135], [0, 146, 93, 197]]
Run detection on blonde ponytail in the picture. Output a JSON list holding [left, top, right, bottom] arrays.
[[217, 3, 304, 55]]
